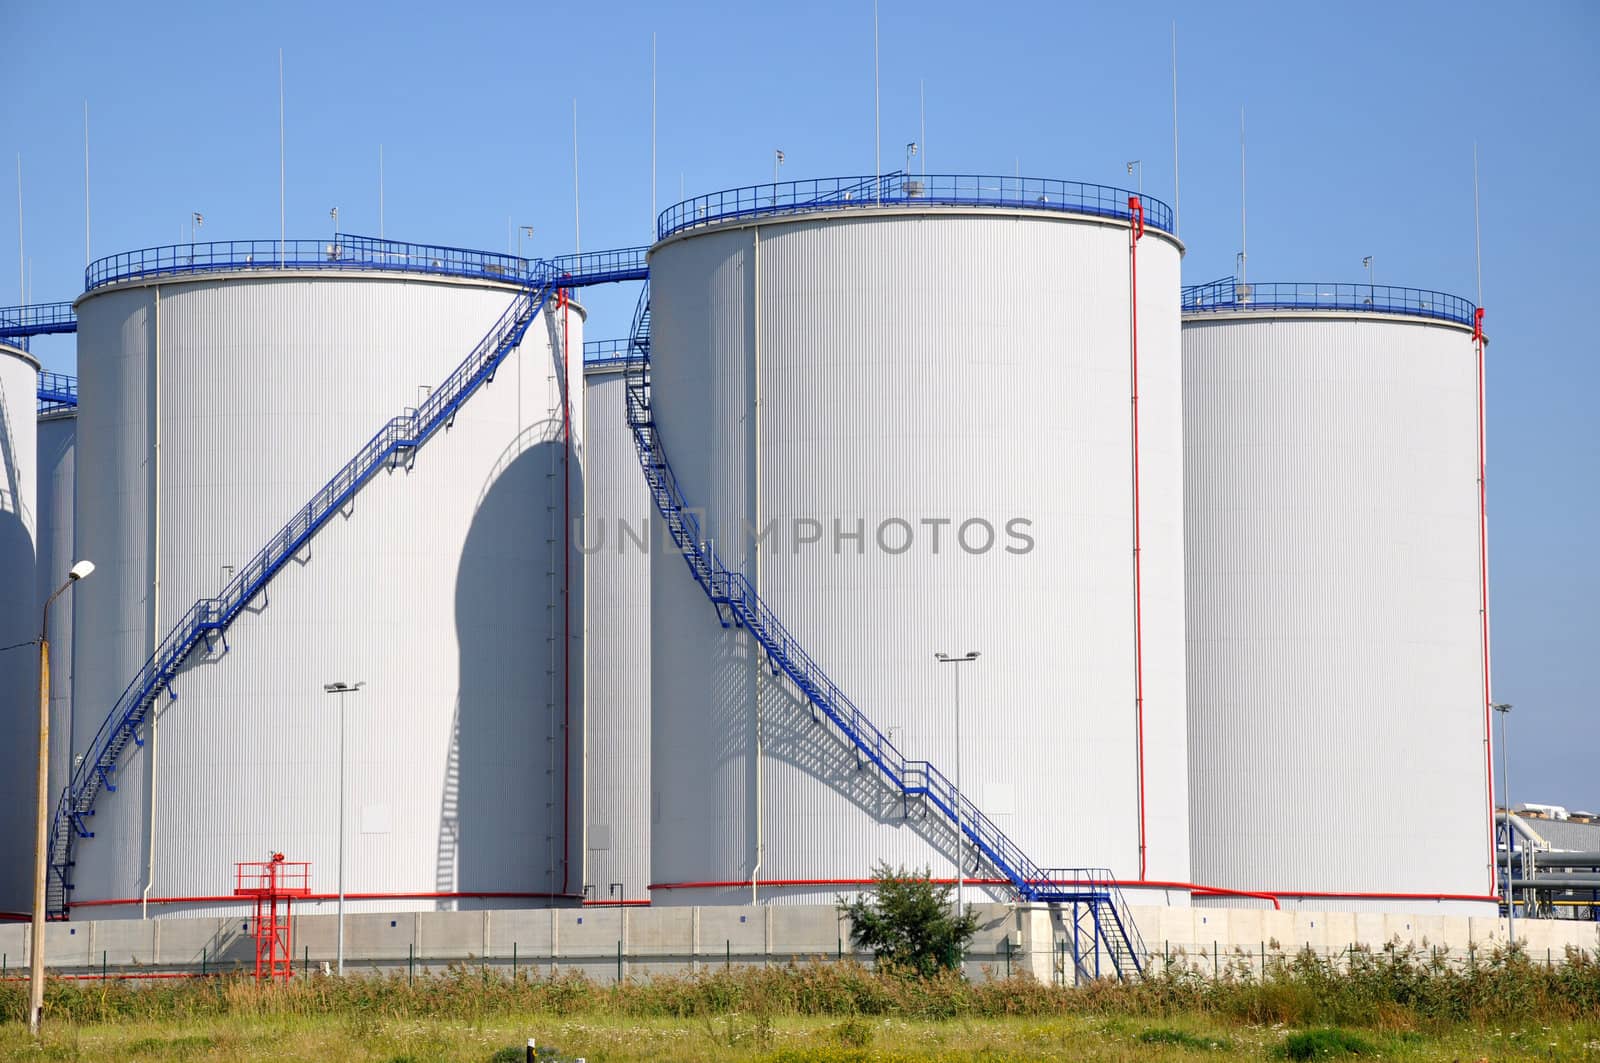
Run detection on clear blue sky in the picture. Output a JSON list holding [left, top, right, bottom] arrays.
[[5, 1, 1597, 808]]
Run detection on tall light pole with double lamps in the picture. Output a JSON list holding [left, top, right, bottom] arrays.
[[1494, 701, 1514, 943], [934, 651, 980, 919], [323, 680, 365, 975], [30, 559, 94, 1037]]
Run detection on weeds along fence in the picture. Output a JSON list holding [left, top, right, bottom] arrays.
[[0, 942, 1030, 987], [2, 946, 1599, 1030], [1, 939, 1596, 989]]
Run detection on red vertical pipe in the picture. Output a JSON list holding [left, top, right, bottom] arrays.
[[1474, 308, 1496, 896], [1127, 197, 1148, 880], [561, 287, 573, 895]]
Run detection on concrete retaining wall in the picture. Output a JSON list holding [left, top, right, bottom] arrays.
[[1, 904, 1593, 984]]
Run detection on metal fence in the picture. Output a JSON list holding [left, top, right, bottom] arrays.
[[1181, 277, 1476, 327], [658, 173, 1172, 240], [84, 236, 548, 292]]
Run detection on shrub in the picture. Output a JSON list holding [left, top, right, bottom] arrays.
[[837, 863, 980, 977]]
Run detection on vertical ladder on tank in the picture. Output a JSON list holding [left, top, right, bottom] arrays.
[[622, 283, 1145, 980]]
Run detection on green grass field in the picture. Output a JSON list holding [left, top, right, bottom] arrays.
[[3, 944, 1597, 1061]]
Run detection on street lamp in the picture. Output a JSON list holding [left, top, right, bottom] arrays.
[[330, 207, 339, 240], [323, 680, 365, 976], [30, 559, 94, 1037], [518, 225, 535, 259], [905, 141, 918, 175], [1126, 160, 1142, 196], [190, 211, 203, 244], [1363, 255, 1374, 287], [934, 651, 980, 921], [1494, 701, 1514, 942]]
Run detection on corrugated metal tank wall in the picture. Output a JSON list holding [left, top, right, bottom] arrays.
[[647, 208, 1190, 905], [1182, 311, 1493, 913], [70, 273, 585, 917], [0, 344, 41, 916], [37, 411, 77, 826], [580, 361, 651, 905]]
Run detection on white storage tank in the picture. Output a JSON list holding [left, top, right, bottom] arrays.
[[0, 342, 41, 918], [66, 240, 585, 917], [37, 403, 77, 821], [1182, 280, 1494, 913], [646, 175, 1190, 906], [580, 342, 651, 907]]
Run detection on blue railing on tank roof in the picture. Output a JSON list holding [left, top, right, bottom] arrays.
[[658, 172, 1173, 240], [85, 236, 553, 292], [38, 371, 78, 414], [1181, 277, 1476, 326]]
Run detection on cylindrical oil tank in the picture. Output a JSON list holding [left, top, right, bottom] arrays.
[[0, 342, 41, 918], [1181, 282, 1493, 913], [69, 249, 585, 917], [646, 176, 1189, 906], [579, 347, 651, 906], [37, 407, 77, 828]]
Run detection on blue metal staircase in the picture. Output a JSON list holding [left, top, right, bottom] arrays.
[[46, 274, 560, 918], [622, 285, 1146, 979]]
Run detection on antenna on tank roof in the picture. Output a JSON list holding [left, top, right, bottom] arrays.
[[279, 48, 286, 267], [651, 31, 657, 239], [1473, 141, 1483, 307], [573, 98, 581, 254], [1238, 107, 1247, 288], [920, 78, 926, 175], [873, 0, 881, 203], [1170, 24, 1180, 237], [15, 154, 23, 305], [84, 99, 91, 267]]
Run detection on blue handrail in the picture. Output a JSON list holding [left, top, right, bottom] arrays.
[[47, 269, 561, 918], [85, 236, 652, 293], [622, 286, 1144, 978], [86, 235, 547, 293], [0, 302, 78, 347], [1182, 277, 1475, 327], [38, 371, 77, 414], [583, 339, 640, 369], [549, 247, 649, 286], [659, 172, 1173, 240]]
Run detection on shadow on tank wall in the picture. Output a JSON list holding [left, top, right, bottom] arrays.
[[0, 374, 38, 915], [441, 422, 583, 909]]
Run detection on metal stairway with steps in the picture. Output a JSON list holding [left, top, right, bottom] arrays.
[[46, 272, 560, 918], [621, 284, 1145, 980]]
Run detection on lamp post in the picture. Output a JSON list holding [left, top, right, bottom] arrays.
[[323, 680, 365, 976], [1363, 255, 1374, 287], [330, 207, 339, 241], [905, 141, 918, 175], [30, 559, 94, 1037], [518, 226, 535, 259], [190, 211, 203, 244], [1126, 160, 1142, 196], [610, 881, 625, 978], [1494, 701, 1514, 942], [934, 651, 980, 920]]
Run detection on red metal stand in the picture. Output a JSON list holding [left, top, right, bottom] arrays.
[[234, 855, 311, 981]]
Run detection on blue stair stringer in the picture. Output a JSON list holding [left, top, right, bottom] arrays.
[[621, 286, 1147, 980], [46, 275, 559, 918]]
